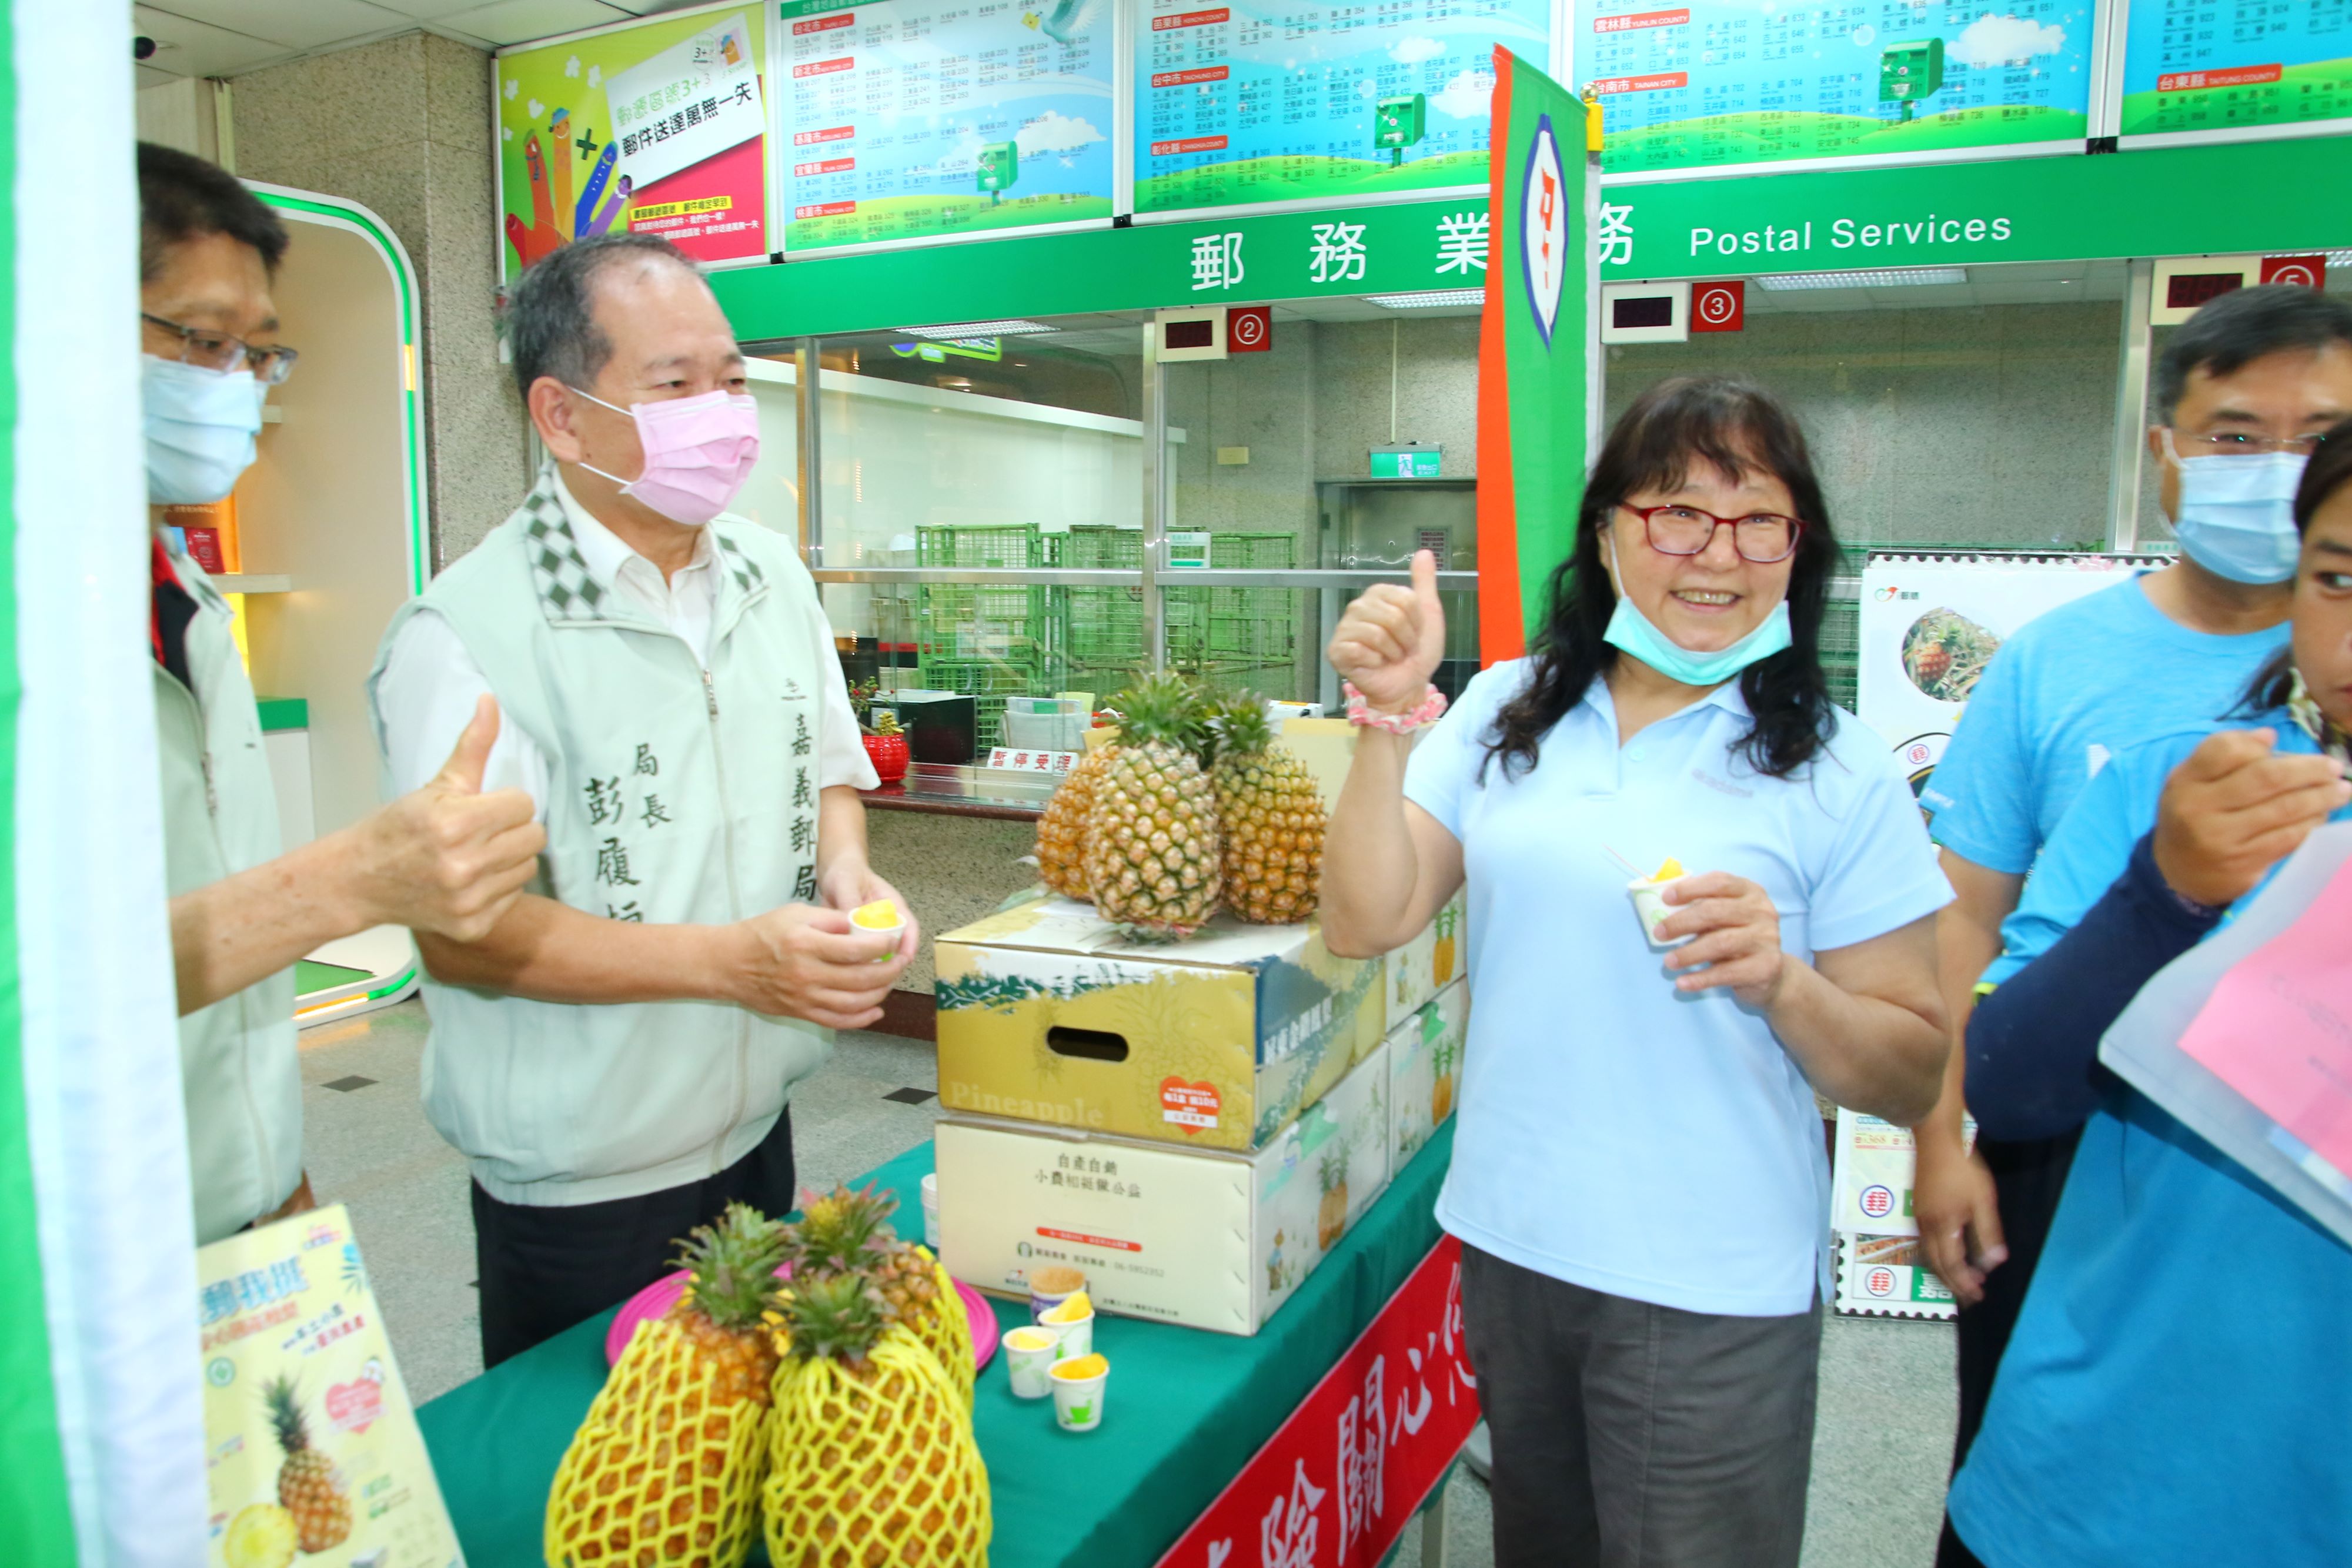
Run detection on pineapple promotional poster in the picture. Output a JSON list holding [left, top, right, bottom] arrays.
[[198, 1206, 460, 1568]]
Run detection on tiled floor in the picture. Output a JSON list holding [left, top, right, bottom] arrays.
[[298, 1000, 1956, 1568]]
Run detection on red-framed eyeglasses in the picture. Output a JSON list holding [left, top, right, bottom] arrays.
[[1618, 503, 1805, 564]]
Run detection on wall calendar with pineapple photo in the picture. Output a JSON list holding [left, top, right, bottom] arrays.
[[199, 1205, 461, 1568]]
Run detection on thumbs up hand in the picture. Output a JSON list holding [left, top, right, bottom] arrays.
[[1327, 549, 1448, 714], [346, 696, 548, 941]]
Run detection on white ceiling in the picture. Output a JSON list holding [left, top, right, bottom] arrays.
[[132, 0, 716, 84]]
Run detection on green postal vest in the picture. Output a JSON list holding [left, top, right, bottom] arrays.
[[368, 472, 830, 1206], [156, 541, 301, 1243]]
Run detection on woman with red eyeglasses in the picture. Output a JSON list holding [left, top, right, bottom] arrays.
[[1320, 377, 1952, 1568]]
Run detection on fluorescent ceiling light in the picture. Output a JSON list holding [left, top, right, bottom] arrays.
[[1365, 289, 1486, 309], [1753, 267, 1967, 291], [892, 319, 1058, 339]]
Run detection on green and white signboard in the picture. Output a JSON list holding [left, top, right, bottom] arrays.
[[1371, 446, 1444, 479]]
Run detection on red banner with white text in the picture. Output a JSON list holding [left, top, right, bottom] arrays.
[[1155, 1236, 1481, 1568]]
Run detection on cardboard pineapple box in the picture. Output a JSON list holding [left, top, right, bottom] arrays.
[[1388, 978, 1467, 1172], [1385, 890, 1466, 1031], [934, 895, 1384, 1152], [935, 1042, 1392, 1335]]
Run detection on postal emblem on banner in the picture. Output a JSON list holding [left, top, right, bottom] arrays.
[[1519, 115, 1567, 348]]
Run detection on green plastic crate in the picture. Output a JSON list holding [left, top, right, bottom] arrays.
[[917, 523, 1045, 569]]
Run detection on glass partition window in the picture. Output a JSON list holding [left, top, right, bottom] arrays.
[[756, 259, 2266, 745]]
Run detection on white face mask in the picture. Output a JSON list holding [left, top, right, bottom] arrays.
[[143, 354, 263, 504], [2166, 432, 2307, 585]]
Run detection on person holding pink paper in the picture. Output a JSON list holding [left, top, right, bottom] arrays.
[[1940, 426, 2352, 1568]]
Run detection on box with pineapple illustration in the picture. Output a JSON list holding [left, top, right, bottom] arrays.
[[1386, 890, 1466, 1030], [198, 1204, 462, 1568], [1389, 978, 1467, 1172], [934, 895, 1384, 1152], [935, 1042, 1392, 1335]]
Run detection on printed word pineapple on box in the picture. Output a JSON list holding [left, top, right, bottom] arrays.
[[547, 1203, 787, 1568], [763, 1273, 991, 1567]]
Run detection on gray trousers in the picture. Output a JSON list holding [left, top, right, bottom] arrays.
[[1461, 1243, 1823, 1568]]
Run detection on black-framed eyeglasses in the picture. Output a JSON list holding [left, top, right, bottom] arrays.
[[1619, 503, 1805, 564], [2160, 427, 2333, 460], [141, 312, 299, 385]]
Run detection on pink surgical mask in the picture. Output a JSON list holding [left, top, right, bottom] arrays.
[[571, 386, 760, 525]]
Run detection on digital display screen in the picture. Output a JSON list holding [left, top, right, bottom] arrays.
[[1164, 317, 1217, 349], [2166, 272, 2246, 310], [1612, 294, 1677, 329]]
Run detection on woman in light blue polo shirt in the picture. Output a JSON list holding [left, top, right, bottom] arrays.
[[1322, 377, 1953, 1568]]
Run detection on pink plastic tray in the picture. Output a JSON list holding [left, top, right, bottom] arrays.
[[606, 1268, 999, 1372]]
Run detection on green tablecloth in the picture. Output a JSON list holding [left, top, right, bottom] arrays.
[[418, 1122, 1451, 1566]]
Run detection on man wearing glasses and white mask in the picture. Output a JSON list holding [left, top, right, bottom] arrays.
[[1913, 282, 2352, 1523], [138, 143, 547, 1245]]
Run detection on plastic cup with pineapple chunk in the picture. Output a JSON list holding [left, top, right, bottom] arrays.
[[850, 898, 904, 961], [1003, 1326, 1060, 1400], [1628, 856, 1691, 950], [1050, 1352, 1110, 1432], [1038, 1289, 1094, 1359]]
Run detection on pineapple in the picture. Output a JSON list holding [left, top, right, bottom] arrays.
[[546, 1203, 788, 1568], [786, 1185, 974, 1410], [1316, 1149, 1351, 1251], [261, 1376, 352, 1556], [1083, 674, 1222, 939], [762, 1273, 991, 1567], [1430, 1032, 1458, 1125], [1207, 695, 1326, 925], [222, 1503, 300, 1568], [1034, 745, 1113, 901], [1432, 902, 1458, 986]]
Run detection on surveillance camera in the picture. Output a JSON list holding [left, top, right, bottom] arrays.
[[133, 36, 157, 61]]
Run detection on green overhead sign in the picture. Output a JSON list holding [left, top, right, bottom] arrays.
[[713, 196, 1492, 341], [1370, 447, 1442, 479], [1595, 136, 2352, 280]]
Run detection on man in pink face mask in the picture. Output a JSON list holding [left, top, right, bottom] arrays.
[[366, 234, 914, 1365]]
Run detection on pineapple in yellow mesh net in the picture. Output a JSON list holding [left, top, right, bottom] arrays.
[[783, 1183, 975, 1410], [763, 1271, 991, 1567], [545, 1203, 787, 1568]]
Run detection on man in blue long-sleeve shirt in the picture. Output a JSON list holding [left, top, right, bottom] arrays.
[[1940, 429, 2352, 1567]]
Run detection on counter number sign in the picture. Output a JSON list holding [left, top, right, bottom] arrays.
[[2261, 254, 2328, 290], [1227, 305, 1271, 352], [1691, 279, 1744, 333]]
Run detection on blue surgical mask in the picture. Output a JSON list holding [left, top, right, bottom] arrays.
[[2169, 445, 2306, 585], [1602, 538, 1794, 686], [143, 353, 263, 503]]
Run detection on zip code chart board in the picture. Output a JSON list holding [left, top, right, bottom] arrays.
[[780, 0, 1115, 252], [1134, 0, 1550, 218], [1582, 0, 2092, 176], [2120, 0, 2352, 139]]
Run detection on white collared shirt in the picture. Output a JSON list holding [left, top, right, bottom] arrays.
[[375, 472, 870, 818]]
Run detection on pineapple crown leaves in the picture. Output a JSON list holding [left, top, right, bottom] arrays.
[[671, 1201, 790, 1331], [262, 1373, 313, 1450], [1110, 672, 1214, 758], [783, 1183, 901, 1276], [1206, 692, 1277, 764], [774, 1269, 891, 1366]]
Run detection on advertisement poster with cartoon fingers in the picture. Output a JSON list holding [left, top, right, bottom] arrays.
[[497, 4, 770, 279]]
